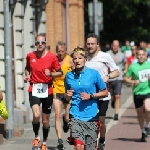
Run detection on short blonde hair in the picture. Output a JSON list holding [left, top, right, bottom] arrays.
[[70, 47, 87, 58]]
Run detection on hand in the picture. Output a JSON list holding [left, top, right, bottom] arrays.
[[123, 70, 127, 75], [134, 80, 140, 86], [80, 92, 90, 100], [103, 75, 109, 82], [45, 68, 51, 76], [24, 75, 30, 83], [66, 89, 74, 97]]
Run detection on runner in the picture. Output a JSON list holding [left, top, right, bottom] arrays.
[[65, 47, 108, 150], [85, 33, 119, 150], [107, 40, 126, 121], [52, 41, 73, 149], [0, 87, 8, 120], [124, 45, 137, 74], [24, 34, 62, 150], [125, 48, 150, 142]]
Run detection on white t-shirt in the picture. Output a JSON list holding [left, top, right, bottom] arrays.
[[85, 51, 118, 101]]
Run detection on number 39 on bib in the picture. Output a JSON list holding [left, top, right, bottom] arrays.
[[32, 83, 48, 98]]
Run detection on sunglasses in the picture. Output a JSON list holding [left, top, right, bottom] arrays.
[[35, 41, 46, 45]]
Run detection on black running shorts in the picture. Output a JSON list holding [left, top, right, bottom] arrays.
[[98, 100, 109, 116], [133, 94, 150, 108], [29, 92, 53, 114]]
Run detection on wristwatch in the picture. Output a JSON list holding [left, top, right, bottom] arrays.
[[90, 94, 95, 99]]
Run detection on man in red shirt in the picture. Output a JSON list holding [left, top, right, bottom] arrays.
[[124, 45, 137, 74], [24, 34, 62, 150]]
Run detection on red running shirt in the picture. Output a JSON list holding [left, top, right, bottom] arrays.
[[26, 51, 61, 94], [127, 56, 136, 65]]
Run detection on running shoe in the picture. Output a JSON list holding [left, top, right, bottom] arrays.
[[62, 114, 69, 133], [140, 133, 147, 142], [31, 138, 40, 150], [113, 114, 118, 121], [57, 139, 65, 150], [111, 100, 115, 108], [145, 127, 150, 137], [41, 143, 48, 150], [98, 142, 105, 150]]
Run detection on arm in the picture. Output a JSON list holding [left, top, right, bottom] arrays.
[[108, 69, 119, 79], [0, 91, 3, 101], [124, 62, 129, 74], [124, 65, 139, 86], [81, 71, 108, 100], [45, 55, 63, 77], [24, 55, 30, 83], [92, 88, 108, 99], [106, 53, 120, 78], [51, 68, 63, 78], [124, 76, 135, 85], [64, 74, 73, 101]]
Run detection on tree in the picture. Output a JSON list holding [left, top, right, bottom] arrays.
[[84, 0, 150, 45]]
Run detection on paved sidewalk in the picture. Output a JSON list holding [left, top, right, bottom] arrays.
[[0, 84, 134, 150], [106, 103, 150, 150]]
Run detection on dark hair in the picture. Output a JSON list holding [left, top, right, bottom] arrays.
[[86, 33, 100, 44], [137, 47, 146, 51], [56, 41, 66, 52], [35, 33, 46, 41]]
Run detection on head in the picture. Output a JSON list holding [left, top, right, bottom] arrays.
[[125, 40, 130, 46], [56, 41, 67, 60], [86, 33, 100, 56], [131, 46, 137, 56], [35, 34, 46, 52], [71, 47, 87, 71], [147, 43, 150, 49], [136, 48, 147, 63], [46, 45, 50, 51], [111, 40, 120, 53], [139, 41, 147, 49]]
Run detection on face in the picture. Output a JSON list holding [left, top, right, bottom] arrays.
[[86, 37, 98, 55], [57, 46, 67, 60], [137, 50, 146, 63], [125, 41, 130, 46], [72, 52, 86, 70], [35, 36, 46, 52], [112, 41, 119, 53], [131, 46, 137, 56]]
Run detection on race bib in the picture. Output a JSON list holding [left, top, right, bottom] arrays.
[[139, 69, 150, 82], [32, 83, 48, 98]]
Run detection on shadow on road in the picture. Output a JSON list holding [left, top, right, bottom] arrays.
[[122, 122, 138, 125], [112, 138, 140, 142]]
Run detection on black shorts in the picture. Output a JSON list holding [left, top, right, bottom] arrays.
[[98, 100, 109, 116], [108, 80, 123, 96], [53, 93, 69, 104], [29, 92, 53, 114], [133, 94, 150, 108]]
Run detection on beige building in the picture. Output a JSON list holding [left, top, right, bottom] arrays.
[[0, 0, 84, 121]]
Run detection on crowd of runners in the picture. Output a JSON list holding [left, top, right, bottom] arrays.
[[23, 33, 150, 150]]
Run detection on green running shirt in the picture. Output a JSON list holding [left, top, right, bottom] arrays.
[[126, 61, 150, 95]]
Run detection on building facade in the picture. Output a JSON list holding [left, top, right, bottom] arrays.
[[0, 0, 84, 120]]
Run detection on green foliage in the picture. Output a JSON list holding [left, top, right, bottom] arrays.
[[84, 0, 150, 45]]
